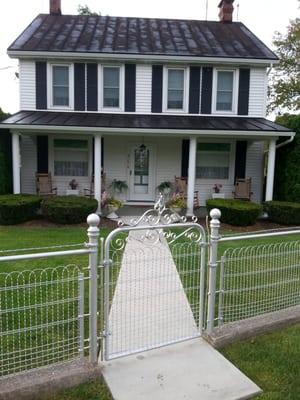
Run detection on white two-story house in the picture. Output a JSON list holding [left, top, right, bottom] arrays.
[[1, 0, 294, 215]]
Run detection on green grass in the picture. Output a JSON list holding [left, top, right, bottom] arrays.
[[46, 324, 300, 400]]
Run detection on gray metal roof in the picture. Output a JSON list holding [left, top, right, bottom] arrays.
[[8, 14, 277, 60], [1, 111, 291, 133]]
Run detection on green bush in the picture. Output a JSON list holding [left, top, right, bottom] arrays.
[[42, 196, 98, 224], [206, 199, 262, 226], [0, 194, 41, 225], [264, 201, 300, 225]]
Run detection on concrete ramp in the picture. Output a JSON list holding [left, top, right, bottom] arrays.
[[102, 338, 262, 400]]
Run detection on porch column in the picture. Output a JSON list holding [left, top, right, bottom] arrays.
[[187, 137, 197, 217], [265, 139, 276, 201], [12, 132, 21, 194], [94, 135, 102, 214]]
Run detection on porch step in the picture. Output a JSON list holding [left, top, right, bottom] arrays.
[[102, 337, 262, 400]]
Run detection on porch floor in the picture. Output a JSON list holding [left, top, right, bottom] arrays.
[[102, 337, 262, 400]]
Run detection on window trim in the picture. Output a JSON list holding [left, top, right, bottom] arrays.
[[163, 66, 189, 113], [99, 64, 124, 112], [196, 139, 236, 184], [47, 63, 74, 110], [212, 68, 239, 115], [49, 135, 92, 178]]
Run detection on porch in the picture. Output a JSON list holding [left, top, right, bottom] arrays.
[[3, 111, 293, 215]]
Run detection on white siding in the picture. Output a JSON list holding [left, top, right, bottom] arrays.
[[248, 68, 267, 117], [21, 135, 37, 194], [245, 141, 264, 203], [136, 64, 152, 113], [19, 60, 36, 110]]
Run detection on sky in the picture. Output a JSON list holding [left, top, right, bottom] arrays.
[[0, 0, 299, 114]]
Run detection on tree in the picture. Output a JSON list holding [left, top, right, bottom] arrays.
[[268, 18, 300, 114], [274, 114, 300, 202], [77, 4, 100, 16]]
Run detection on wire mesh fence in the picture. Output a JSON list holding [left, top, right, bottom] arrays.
[[0, 264, 85, 378], [218, 240, 300, 325]]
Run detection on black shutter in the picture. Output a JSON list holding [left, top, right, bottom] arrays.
[[234, 141, 247, 180], [181, 140, 190, 177], [36, 62, 47, 109], [238, 68, 250, 115], [74, 63, 85, 111], [189, 67, 201, 113], [87, 64, 98, 111], [125, 64, 136, 112], [37, 136, 48, 173], [151, 65, 163, 113], [200, 67, 213, 114]]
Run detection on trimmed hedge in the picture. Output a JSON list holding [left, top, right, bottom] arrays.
[[0, 194, 41, 225], [264, 201, 300, 225], [42, 196, 98, 224], [206, 199, 262, 226]]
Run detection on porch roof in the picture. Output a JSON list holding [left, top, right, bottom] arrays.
[[1, 110, 293, 138]]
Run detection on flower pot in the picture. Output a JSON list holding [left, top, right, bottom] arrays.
[[170, 207, 182, 213], [212, 193, 225, 199], [107, 205, 119, 220]]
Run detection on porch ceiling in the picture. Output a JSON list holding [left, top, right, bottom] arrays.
[[1, 110, 294, 139]]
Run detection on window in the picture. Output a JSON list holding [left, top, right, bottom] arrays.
[[213, 69, 237, 113], [196, 143, 231, 180], [53, 139, 89, 177], [52, 65, 70, 107], [168, 69, 184, 109], [103, 67, 120, 108], [163, 67, 188, 112]]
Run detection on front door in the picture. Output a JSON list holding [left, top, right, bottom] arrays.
[[128, 144, 155, 201]]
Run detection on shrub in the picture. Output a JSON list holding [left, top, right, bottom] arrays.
[[42, 196, 98, 224], [206, 199, 262, 226], [0, 194, 41, 225], [263, 201, 300, 225]]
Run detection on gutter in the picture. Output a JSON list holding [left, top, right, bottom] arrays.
[[264, 134, 295, 153]]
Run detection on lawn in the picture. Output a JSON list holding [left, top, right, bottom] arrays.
[[46, 323, 300, 400]]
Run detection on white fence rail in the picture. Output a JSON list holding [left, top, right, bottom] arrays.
[[0, 214, 100, 379], [218, 241, 300, 325]]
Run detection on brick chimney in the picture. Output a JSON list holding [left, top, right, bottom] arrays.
[[218, 0, 234, 23], [50, 0, 61, 15]]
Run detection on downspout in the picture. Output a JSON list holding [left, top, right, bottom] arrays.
[[264, 135, 295, 153]]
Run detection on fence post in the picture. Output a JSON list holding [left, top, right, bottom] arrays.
[[87, 213, 100, 365], [207, 208, 221, 334]]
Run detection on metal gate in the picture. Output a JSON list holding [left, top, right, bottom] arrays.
[[100, 196, 207, 361]]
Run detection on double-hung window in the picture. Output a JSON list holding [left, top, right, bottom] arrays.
[[196, 143, 232, 180], [214, 69, 237, 113], [164, 67, 187, 112], [51, 65, 70, 107], [102, 66, 121, 109], [53, 139, 89, 177]]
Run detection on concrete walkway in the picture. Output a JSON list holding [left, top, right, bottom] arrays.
[[102, 338, 262, 400], [106, 228, 199, 359]]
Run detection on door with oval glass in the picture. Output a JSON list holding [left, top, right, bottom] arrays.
[[128, 144, 155, 201]]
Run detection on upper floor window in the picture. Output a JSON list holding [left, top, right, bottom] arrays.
[[102, 66, 123, 110], [163, 67, 188, 112], [48, 64, 73, 109], [213, 69, 237, 114]]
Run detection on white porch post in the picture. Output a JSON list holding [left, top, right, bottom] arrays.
[[12, 132, 21, 194], [94, 135, 102, 214], [265, 139, 276, 201], [187, 137, 197, 217]]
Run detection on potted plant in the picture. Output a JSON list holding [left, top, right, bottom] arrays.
[[212, 184, 225, 199], [109, 179, 128, 194], [166, 193, 186, 213], [66, 179, 79, 196], [106, 197, 123, 219], [157, 181, 173, 195]]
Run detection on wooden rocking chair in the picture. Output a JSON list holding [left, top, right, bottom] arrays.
[[174, 176, 200, 208], [233, 178, 253, 200], [36, 173, 57, 196], [84, 173, 106, 198]]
